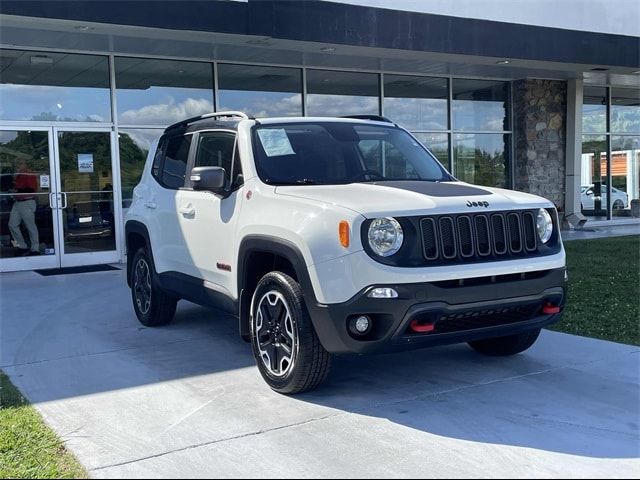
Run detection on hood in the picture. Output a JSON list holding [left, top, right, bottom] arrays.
[[275, 181, 553, 217]]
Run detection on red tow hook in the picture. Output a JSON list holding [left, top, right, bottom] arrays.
[[542, 303, 561, 314], [410, 320, 435, 333]]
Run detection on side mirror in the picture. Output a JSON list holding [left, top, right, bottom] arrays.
[[586, 189, 593, 196], [190, 166, 228, 196]]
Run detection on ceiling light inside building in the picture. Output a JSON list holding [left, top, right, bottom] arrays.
[[75, 25, 94, 31], [496, 60, 510, 65], [321, 47, 336, 52]]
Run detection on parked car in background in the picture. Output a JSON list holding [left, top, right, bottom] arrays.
[[581, 184, 629, 210]]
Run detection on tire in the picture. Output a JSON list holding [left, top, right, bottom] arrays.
[[468, 328, 541, 356], [613, 200, 624, 210], [250, 272, 331, 394], [130, 247, 177, 327]]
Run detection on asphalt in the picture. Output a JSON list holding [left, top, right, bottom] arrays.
[[1, 268, 638, 478]]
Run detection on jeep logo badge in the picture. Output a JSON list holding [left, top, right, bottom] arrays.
[[466, 201, 490, 208]]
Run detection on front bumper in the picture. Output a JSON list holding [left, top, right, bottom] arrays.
[[305, 267, 567, 354]]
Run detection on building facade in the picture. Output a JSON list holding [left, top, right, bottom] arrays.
[[0, 0, 638, 272]]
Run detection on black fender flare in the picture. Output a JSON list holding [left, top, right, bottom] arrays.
[[124, 220, 153, 287], [237, 235, 316, 339]]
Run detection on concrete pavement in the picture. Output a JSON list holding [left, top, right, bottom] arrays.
[[1, 268, 639, 478]]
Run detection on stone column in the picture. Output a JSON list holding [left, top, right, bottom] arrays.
[[513, 79, 567, 214]]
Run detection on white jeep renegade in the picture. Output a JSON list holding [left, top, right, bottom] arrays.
[[125, 111, 567, 394]]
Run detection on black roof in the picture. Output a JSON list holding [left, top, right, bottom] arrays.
[[164, 118, 242, 135]]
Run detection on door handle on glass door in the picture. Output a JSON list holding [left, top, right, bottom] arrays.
[[179, 205, 195, 217]]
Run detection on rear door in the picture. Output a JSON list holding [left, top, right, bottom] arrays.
[[145, 133, 194, 275], [177, 130, 244, 293]]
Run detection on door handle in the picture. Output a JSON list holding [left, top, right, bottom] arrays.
[[57, 192, 67, 209], [179, 205, 195, 217], [145, 202, 157, 209], [49, 192, 55, 209]]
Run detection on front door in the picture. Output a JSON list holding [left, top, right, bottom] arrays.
[[53, 128, 120, 268], [0, 127, 121, 272], [0, 127, 60, 271]]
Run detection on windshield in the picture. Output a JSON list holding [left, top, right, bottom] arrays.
[[252, 122, 452, 185]]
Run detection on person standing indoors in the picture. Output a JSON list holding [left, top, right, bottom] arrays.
[[9, 159, 40, 256]]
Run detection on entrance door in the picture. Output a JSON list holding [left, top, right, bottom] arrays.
[[53, 128, 120, 268], [0, 127, 60, 271], [0, 127, 121, 272]]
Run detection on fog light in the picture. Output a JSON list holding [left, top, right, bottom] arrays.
[[367, 287, 398, 299], [349, 315, 372, 336]]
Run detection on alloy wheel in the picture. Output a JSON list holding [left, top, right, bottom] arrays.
[[134, 258, 152, 315], [255, 290, 297, 377]]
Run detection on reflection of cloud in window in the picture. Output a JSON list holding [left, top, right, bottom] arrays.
[[219, 92, 302, 118], [306, 95, 378, 116], [119, 97, 214, 126], [0, 83, 110, 122], [384, 97, 447, 130], [119, 129, 162, 152]]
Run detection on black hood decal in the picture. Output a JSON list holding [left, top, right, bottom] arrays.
[[368, 181, 491, 197]]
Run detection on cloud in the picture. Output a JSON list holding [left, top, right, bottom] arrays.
[[118, 97, 214, 125], [306, 95, 379, 117]]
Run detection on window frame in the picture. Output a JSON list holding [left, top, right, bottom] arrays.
[[185, 129, 243, 191], [152, 132, 195, 190]]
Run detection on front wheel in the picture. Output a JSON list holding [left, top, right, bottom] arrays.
[[250, 272, 331, 394], [468, 328, 541, 356]]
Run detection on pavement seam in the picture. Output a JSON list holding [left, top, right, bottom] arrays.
[[89, 412, 343, 473], [0, 335, 236, 369], [365, 349, 640, 410]]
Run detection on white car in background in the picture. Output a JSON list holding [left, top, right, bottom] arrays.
[[581, 184, 629, 210]]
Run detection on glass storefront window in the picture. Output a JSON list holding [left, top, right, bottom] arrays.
[[118, 129, 163, 208], [453, 133, 509, 187], [411, 133, 450, 169], [115, 57, 213, 126], [383, 75, 448, 130], [580, 135, 608, 216], [0, 49, 111, 122], [611, 88, 640, 134], [582, 86, 608, 134], [452, 79, 510, 131], [611, 136, 640, 215], [306, 70, 379, 116], [218, 64, 302, 117]]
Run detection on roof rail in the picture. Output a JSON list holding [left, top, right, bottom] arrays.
[[165, 111, 254, 131], [341, 115, 394, 123]]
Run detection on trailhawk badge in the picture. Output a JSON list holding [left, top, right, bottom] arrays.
[[467, 201, 490, 207]]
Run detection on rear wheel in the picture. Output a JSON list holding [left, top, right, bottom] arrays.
[[468, 328, 541, 356], [250, 272, 331, 394], [613, 199, 624, 210], [130, 247, 177, 327]]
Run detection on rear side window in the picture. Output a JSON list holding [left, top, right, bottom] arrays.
[[161, 134, 192, 189], [151, 140, 165, 180]]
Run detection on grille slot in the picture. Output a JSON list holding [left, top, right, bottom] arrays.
[[420, 218, 439, 260], [438, 217, 457, 259], [523, 212, 538, 251], [507, 212, 523, 253], [457, 216, 474, 258], [418, 210, 543, 264], [491, 214, 507, 255], [474, 215, 491, 256]]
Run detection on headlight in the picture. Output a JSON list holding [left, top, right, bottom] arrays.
[[368, 217, 403, 256], [536, 208, 553, 244]]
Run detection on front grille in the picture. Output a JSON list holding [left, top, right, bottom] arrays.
[[420, 210, 539, 263], [432, 303, 541, 334], [406, 302, 542, 336]]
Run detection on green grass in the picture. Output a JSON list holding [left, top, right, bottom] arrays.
[[550, 235, 640, 345], [0, 372, 86, 479]]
